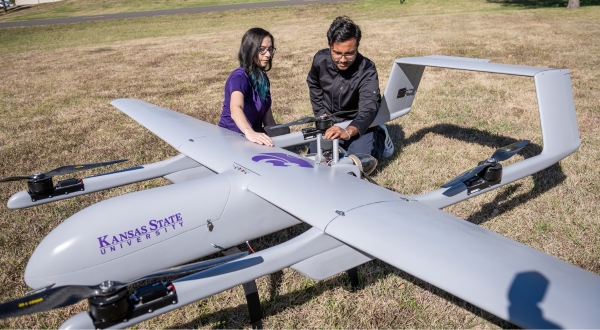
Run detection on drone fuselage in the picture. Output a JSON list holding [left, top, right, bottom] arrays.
[[24, 169, 300, 289]]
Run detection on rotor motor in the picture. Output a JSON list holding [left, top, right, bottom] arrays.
[[481, 163, 502, 182], [27, 175, 53, 195], [88, 287, 130, 324], [314, 117, 333, 131]]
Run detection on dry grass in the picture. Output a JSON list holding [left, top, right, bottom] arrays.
[[1, 0, 600, 328], [0, 0, 273, 22]]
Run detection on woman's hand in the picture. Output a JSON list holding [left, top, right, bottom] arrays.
[[230, 92, 274, 146], [244, 129, 274, 146]]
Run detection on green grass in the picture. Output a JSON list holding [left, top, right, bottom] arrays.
[[0, 0, 275, 22], [0, 0, 599, 328]]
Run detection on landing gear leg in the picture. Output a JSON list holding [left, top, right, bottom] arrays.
[[242, 280, 263, 328], [222, 247, 263, 328], [346, 267, 359, 292]]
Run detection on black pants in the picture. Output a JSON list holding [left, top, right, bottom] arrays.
[[310, 126, 385, 161]]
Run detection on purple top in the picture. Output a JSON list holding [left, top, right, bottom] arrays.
[[218, 67, 271, 134]]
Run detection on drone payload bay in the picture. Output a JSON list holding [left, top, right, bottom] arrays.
[[0, 55, 598, 329]]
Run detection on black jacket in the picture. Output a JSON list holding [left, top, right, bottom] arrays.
[[307, 49, 381, 136]]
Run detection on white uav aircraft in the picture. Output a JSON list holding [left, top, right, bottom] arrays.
[[1, 56, 598, 329]]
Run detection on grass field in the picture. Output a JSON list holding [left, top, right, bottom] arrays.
[[0, 0, 274, 22], [1, 0, 599, 328]]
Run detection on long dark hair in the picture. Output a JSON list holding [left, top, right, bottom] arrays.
[[238, 28, 274, 101]]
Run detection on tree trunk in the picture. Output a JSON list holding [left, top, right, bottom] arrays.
[[567, 0, 580, 9]]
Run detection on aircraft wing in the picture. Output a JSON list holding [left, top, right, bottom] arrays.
[[327, 201, 600, 329], [112, 98, 600, 328], [111, 98, 278, 173], [247, 173, 600, 329]]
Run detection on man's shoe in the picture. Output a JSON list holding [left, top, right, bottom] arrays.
[[380, 124, 394, 158]]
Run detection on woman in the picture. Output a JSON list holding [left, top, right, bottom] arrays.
[[218, 28, 277, 146]]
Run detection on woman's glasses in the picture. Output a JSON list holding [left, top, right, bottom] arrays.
[[259, 47, 276, 55]]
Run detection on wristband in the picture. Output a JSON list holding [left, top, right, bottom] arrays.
[[342, 127, 351, 140]]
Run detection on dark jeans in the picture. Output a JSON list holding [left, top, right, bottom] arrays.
[[310, 126, 385, 161]]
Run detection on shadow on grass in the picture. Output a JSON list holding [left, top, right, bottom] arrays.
[[169, 253, 517, 329], [170, 271, 352, 329], [486, 0, 600, 7], [378, 123, 566, 225]]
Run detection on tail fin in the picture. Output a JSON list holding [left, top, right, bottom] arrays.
[[388, 55, 580, 208], [374, 55, 491, 125]]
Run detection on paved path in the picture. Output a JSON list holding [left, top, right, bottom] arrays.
[[0, 0, 352, 28]]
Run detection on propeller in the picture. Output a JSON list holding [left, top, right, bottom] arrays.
[[488, 140, 531, 162], [441, 140, 530, 196], [271, 116, 319, 129], [0, 159, 128, 183], [0, 251, 247, 320], [271, 109, 359, 129]]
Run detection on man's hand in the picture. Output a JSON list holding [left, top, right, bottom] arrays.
[[324, 125, 357, 140], [244, 129, 274, 146]]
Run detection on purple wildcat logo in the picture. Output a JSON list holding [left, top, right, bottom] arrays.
[[252, 153, 313, 168]]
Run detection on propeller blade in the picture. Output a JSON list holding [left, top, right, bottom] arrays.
[[441, 164, 488, 188], [490, 140, 530, 162], [271, 109, 361, 130], [270, 117, 317, 129], [44, 159, 127, 177], [0, 176, 31, 183], [442, 183, 468, 197], [0, 285, 98, 320], [126, 251, 248, 287]]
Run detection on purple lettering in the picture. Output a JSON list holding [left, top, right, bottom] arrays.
[[97, 235, 110, 248], [149, 220, 158, 231], [97, 214, 184, 252]]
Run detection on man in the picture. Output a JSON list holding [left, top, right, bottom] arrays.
[[307, 16, 394, 161]]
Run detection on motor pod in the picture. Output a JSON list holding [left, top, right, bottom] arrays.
[[27, 176, 53, 195], [88, 281, 178, 329], [88, 287, 130, 324], [24, 174, 232, 288], [348, 154, 378, 175], [315, 117, 333, 131], [465, 163, 503, 195], [482, 163, 502, 182]]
